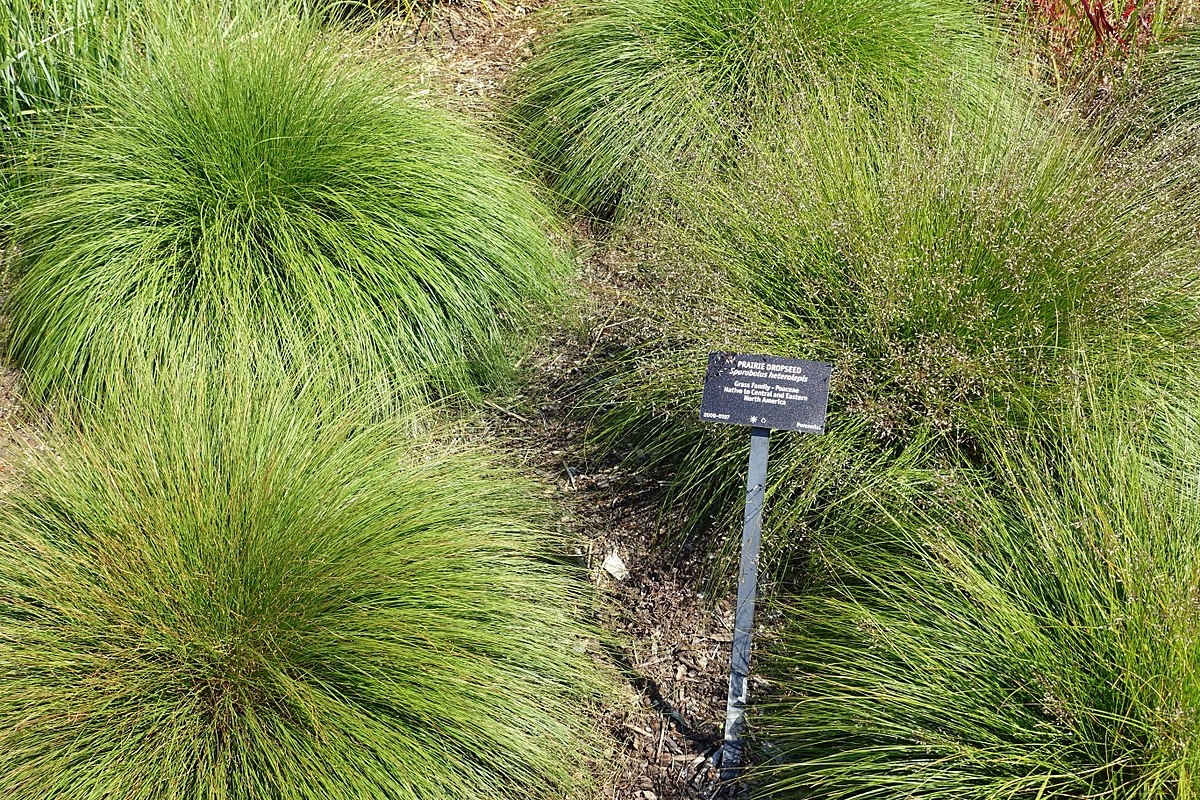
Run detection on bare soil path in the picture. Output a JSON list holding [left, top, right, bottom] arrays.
[[376, 5, 744, 796]]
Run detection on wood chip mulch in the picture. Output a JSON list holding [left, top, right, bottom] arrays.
[[474, 238, 757, 798]]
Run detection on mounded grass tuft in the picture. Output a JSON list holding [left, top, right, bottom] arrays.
[[9, 11, 566, 407], [753, 388, 1200, 799], [0, 0, 354, 133], [507, 0, 1017, 217], [0, 370, 605, 799], [586, 90, 1199, 561]]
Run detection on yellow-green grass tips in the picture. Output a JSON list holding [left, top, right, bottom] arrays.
[[0, 380, 605, 799]]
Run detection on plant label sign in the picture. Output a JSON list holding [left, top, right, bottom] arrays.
[[700, 351, 831, 780], [699, 352, 831, 433]]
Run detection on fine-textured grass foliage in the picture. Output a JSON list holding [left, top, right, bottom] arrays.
[[9, 11, 565, 407], [0, 370, 605, 800], [507, 0, 1017, 217], [586, 89, 1199, 562], [0, 0, 356, 131], [752, 387, 1200, 799], [988, 0, 1197, 98], [1098, 28, 1200, 229], [1, 0, 141, 226], [1, 0, 139, 127], [1144, 26, 1200, 129]]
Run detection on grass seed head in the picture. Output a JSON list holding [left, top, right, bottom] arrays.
[[586, 86, 1200, 569]]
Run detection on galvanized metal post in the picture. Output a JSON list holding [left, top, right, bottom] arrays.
[[719, 425, 770, 780]]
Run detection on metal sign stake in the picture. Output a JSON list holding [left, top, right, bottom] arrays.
[[697, 351, 831, 786], [719, 425, 770, 780]]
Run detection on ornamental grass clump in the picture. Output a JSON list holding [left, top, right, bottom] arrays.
[[588, 89, 1198, 557], [507, 0, 1017, 217], [753, 390, 1200, 799], [9, 12, 565, 407], [0, 372, 605, 800], [0, 0, 355, 134]]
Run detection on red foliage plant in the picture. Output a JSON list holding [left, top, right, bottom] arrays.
[[995, 0, 1198, 88]]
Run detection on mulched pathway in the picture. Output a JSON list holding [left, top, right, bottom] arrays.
[[380, 5, 759, 796], [455, 244, 750, 800]]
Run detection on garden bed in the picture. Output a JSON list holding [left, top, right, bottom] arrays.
[[4, 2, 1200, 799]]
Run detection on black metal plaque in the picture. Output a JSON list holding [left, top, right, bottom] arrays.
[[699, 352, 831, 433]]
